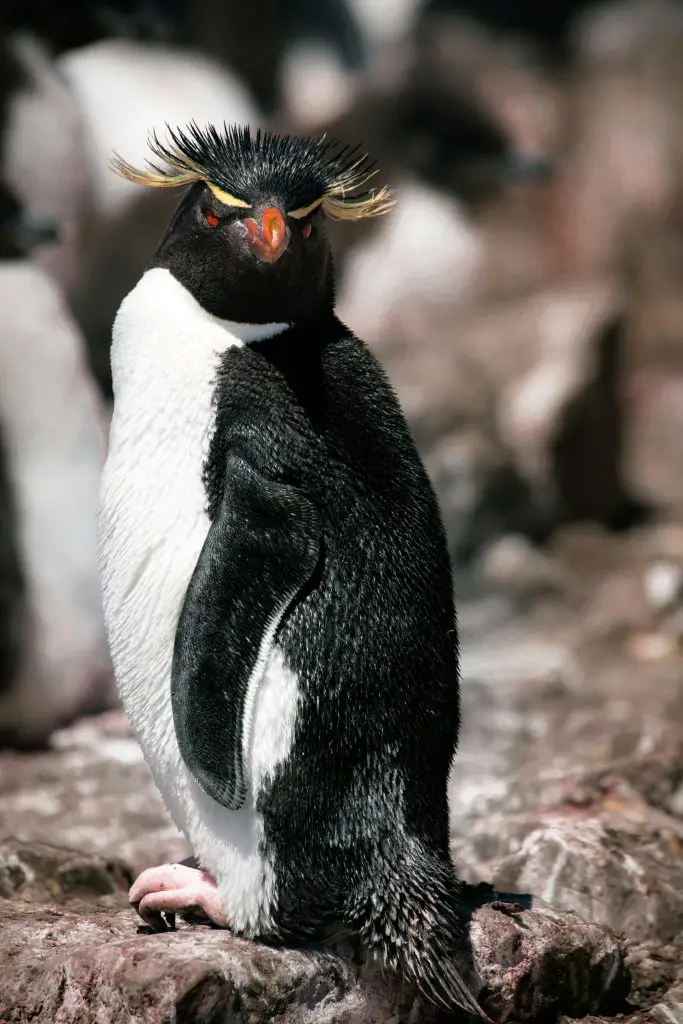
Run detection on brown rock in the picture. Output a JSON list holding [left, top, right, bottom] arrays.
[[473, 899, 628, 1023], [0, 900, 382, 1024], [559, 976, 683, 1024], [0, 875, 628, 1024]]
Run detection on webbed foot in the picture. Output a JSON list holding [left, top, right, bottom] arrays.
[[129, 862, 228, 931]]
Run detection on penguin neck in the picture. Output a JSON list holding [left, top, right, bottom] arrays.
[[111, 268, 309, 424], [116, 267, 294, 362], [213, 317, 292, 344]]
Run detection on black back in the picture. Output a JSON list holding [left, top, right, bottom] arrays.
[[194, 314, 460, 937], [0, 426, 27, 704]]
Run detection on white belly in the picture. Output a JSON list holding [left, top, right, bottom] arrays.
[[98, 269, 295, 934]]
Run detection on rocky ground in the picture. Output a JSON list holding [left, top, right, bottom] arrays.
[[2, 521, 683, 1021]]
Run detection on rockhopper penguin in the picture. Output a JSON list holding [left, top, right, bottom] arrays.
[[98, 123, 481, 1015]]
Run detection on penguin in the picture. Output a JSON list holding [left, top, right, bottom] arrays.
[[0, 173, 113, 745], [98, 123, 482, 1016], [416, 0, 596, 66], [0, 0, 185, 302], [0, 179, 45, 739], [173, 0, 367, 119], [1, 31, 91, 300], [1, 0, 176, 54], [319, 39, 550, 345]]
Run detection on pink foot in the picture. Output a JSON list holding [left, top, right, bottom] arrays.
[[129, 863, 229, 931]]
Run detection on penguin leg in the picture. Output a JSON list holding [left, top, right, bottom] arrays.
[[129, 863, 229, 931]]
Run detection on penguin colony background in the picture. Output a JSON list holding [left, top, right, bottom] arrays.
[[97, 122, 482, 1014], [0, 0, 547, 745], [0, 35, 113, 745]]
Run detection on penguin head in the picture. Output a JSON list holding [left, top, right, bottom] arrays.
[[112, 123, 394, 323]]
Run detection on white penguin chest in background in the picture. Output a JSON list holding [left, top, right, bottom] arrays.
[[0, 261, 110, 742], [98, 269, 296, 933]]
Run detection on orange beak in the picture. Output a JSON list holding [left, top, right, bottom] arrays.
[[243, 207, 290, 263]]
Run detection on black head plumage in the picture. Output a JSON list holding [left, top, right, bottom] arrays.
[[113, 122, 394, 221]]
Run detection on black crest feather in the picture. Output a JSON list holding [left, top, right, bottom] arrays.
[[111, 122, 395, 220]]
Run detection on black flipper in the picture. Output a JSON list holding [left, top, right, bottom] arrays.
[[171, 452, 321, 811]]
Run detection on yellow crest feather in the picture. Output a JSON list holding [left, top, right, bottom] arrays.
[[288, 198, 324, 219], [206, 183, 252, 208], [110, 124, 396, 222]]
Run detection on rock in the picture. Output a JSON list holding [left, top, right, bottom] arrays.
[[0, 712, 630, 1022], [457, 809, 683, 947], [0, 900, 393, 1024], [477, 533, 576, 603], [0, 862, 628, 1023], [473, 899, 629, 1023], [560, 974, 683, 1024], [0, 711, 191, 876], [624, 943, 683, 1012], [453, 788, 683, 1013], [0, 838, 132, 904], [643, 561, 683, 613]]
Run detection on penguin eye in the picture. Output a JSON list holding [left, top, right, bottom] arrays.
[[302, 222, 313, 239], [205, 211, 220, 229]]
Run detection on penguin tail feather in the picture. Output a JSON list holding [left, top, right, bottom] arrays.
[[346, 842, 490, 1020]]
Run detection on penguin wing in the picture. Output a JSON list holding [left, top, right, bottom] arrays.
[[171, 452, 321, 811]]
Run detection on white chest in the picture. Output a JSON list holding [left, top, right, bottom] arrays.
[[98, 269, 296, 934], [99, 272, 222, 782]]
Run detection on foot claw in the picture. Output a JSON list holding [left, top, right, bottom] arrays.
[[129, 863, 228, 929]]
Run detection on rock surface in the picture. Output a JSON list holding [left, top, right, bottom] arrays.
[[0, 897, 410, 1024], [0, 834, 628, 1024]]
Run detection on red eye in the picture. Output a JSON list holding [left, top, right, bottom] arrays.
[[302, 222, 312, 238], [205, 211, 220, 229]]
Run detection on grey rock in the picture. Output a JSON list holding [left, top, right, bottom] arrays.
[[0, 711, 191, 876], [473, 899, 628, 1023], [0, 837, 132, 904], [0, 900, 394, 1024], [457, 810, 683, 946]]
